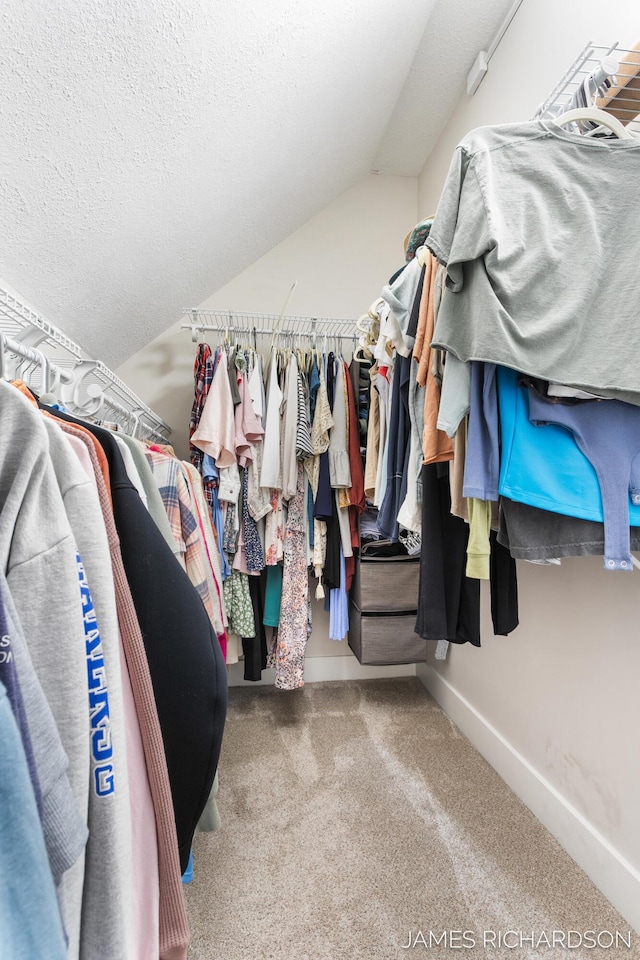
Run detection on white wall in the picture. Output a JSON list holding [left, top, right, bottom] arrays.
[[118, 172, 418, 668], [418, 2, 640, 215], [417, 0, 640, 931], [118, 173, 416, 459]]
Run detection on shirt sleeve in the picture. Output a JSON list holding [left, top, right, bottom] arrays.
[[426, 146, 493, 293], [462, 361, 499, 501]]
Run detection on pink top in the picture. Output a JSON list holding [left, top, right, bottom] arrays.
[[235, 371, 264, 467], [191, 348, 236, 468]]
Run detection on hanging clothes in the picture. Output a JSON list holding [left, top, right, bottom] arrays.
[[260, 350, 283, 490], [0, 383, 92, 954], [45, 404, 228, 879], [242, 573, 269, 682], [281, 352, 300, 501], [0, 376, 212, 960], [59, 418, 179, 960], [189, 343, 215, 474], [189, 343, 215, 472], [377, 353, 412, 541], [145, 447, 219, 625], [272, 464, 310, 690], [427, 121, 640, 405], [328, 360, 352, 490], [327, 548, 349, 641], [415, 462, 481, 646], [190, 346, 236, 467], [182, 461, 228, 645], [296, 360, 314, 461], [185, 335, 360, 684], [118, 432, 180, 560], [0, 675, 68, 960], [43, 415, 134, 960], [0, 568, 87, 924]]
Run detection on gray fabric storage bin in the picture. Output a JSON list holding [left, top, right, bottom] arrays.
[[351, 555, 420, 613], [348, 603, 427, 666]]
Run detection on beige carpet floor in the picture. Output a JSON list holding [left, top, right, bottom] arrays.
[[184, 678, 638, 960]]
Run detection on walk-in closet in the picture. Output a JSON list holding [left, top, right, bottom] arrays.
[[2, 1, 640, 958]]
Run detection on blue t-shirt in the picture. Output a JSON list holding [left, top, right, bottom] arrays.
[[0, 679, 67, 958], [497, 366, 640, 524]]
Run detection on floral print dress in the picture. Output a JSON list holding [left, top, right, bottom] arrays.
[[270, 463, 310, 690]]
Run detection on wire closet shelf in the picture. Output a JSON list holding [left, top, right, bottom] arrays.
[[534, 41, 640, 133], [181, 309, 358, 347], [0, 286, 171, 443]]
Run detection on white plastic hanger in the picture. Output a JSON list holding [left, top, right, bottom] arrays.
[[552, 107, 633, 139], [0, 333, 8, 381]]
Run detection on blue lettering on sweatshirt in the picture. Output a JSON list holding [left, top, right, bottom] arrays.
[[77, 554, 114, 796]]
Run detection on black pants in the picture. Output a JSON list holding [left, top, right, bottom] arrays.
[[415, 463, 481, 645], [415, 464, 518, 645]]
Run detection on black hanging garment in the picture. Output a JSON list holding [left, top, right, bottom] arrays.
[[415, 463, 519, 645], [377, 353, 412, 542], [242, 573, 269, 681], [489, 531, 519, 636], [415, 462, 481, 646]]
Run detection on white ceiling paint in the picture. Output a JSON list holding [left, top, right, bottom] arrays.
[[373, 0, 518, 177], [1, 0, 513, 367]]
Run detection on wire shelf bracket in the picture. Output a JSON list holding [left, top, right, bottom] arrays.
[[0, 284, 171, 442], [534, 41, 640, 133]]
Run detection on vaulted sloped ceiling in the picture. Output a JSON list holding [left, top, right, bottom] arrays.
[[0, 0, 514, 368]]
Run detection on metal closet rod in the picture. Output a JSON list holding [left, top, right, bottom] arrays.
[[0, 284, 172, 438], [183, 325, 356, 342], [0, 332, 73, 390], [96, 393, 168, 444], [0, 331, 168, 443], [181, 308, 357, 341]]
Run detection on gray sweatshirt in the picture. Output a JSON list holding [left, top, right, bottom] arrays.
[[0, 382, 89, 956], [0, 571, 88, 885], [381, 255, 423, 358], [43, 415, 135, 960]]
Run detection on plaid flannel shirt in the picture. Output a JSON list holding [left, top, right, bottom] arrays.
[[189, 343, 214, 474]]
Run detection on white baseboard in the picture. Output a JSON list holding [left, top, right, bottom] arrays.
[[227, 654, 416, 687], [417, 662, 640, 934]]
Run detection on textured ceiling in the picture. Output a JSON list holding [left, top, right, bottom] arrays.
[[0, 0, 513, 367], [373, 0, 518, 176]]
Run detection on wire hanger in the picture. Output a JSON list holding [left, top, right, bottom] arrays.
[[13, 345, 36, 382]]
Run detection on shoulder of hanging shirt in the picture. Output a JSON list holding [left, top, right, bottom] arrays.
[[146, 443, 178, 458], [450, 119, 582, 159], [10, 379, 39, 406]]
